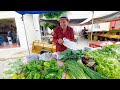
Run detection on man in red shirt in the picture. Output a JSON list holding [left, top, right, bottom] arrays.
[[53, 16, 75, 52]]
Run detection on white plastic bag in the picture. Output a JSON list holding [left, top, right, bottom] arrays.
[[100, 41, 113, 46], [116, 42, 120, 44], [63, 38, 80, 50], [38, 52, 52, 61]]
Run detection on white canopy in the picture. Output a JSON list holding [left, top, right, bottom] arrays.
[[68, 11, 118, 19]]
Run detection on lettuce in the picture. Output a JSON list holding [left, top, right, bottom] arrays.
[[84, 45, 120, 79]]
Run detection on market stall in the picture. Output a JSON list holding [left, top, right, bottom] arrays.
[[4, 11, 119, 79], [3, 44, 120, 79], [3, 36, 120, 79], [87, 31, 120, 42], [79, 11, 120, 41]]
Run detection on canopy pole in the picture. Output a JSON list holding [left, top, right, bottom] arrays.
[[22, 15, 30, 55], [91, 11, 94, 41]]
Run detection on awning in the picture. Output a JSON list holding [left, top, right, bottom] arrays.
[[16, 11, 60, 15], [40, 19, 59, 25], [79, 11, 120, 25], [40, 18, 87, 25]]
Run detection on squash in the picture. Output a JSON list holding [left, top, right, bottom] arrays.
[[66, 74, 70, 79]]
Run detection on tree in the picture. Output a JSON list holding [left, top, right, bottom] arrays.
[[44, 12, 66, 19], [43, 11, 67, 29]]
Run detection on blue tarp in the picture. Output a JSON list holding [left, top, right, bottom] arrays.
[[16, 11, 60, 15]]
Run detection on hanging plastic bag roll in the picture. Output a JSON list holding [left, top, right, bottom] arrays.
[[63, 38, 80, 50]]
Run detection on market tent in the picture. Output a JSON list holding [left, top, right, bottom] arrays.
[[79, 11, 120, 26], [16, 11, 116, 54], [16, 11, 95, 54], [70, 18, 87, 24]]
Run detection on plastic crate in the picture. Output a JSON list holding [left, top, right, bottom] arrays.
[[32, 40, 56, 53]]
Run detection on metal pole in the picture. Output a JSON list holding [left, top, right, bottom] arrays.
[[91, 11, 94, 41], [22, 15, 30, 54]]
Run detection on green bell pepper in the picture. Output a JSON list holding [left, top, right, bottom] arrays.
[[45, 72, 57, 79], [33, 73, 41, 79], [44, 62, 51, 68]]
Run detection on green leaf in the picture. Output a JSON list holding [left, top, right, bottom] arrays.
[[33, 73, 41, 79]]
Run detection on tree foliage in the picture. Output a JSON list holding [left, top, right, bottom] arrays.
[[44, 11, 65, 19], [43, 11, 66, 29]]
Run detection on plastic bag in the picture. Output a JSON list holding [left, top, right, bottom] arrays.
[[116, 42, 120, 44], [38, 52, 52, 61], [63, 38, 80, 50], [26, 54, 39, 63], [116, 48, 120, 54], [100, 41, 113, 46]]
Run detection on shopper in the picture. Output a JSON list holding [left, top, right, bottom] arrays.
[[7, 30, 13, 43], [82, 27, 88, 39]]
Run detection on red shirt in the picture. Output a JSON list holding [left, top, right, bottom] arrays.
[[53, 26, 75, 52]]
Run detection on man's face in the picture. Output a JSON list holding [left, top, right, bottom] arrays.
[[59, 19, 69, 29]]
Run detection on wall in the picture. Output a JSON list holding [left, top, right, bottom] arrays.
[[80, 22, 110, 32], [33, 14, 41, 41], [0, 11, 43, 49], [23, 14, 36, 45], [23, 14, 42, 45], [71, 26, 81, 36], [93, 22, 110, 31], [0, 11, 28, 49]]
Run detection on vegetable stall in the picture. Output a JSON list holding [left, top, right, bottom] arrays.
[[3, 44, 120, 79], [3, 11, 120, 79]]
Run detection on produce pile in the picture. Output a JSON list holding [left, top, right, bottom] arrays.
[[83, 44, 120, 79], [60, 49, 83, 62], [4, 59, 65, 79], [3, 44, 120, 79], [65, 60, 107, 79]]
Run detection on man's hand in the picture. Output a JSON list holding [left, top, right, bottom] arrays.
[[58, 38, 64, 45]]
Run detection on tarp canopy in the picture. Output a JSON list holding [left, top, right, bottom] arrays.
[[40, 19, 59, 25], [16, 11, 60, 15], [40, 18, 87, 26], [79, 11, 120, 26]]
